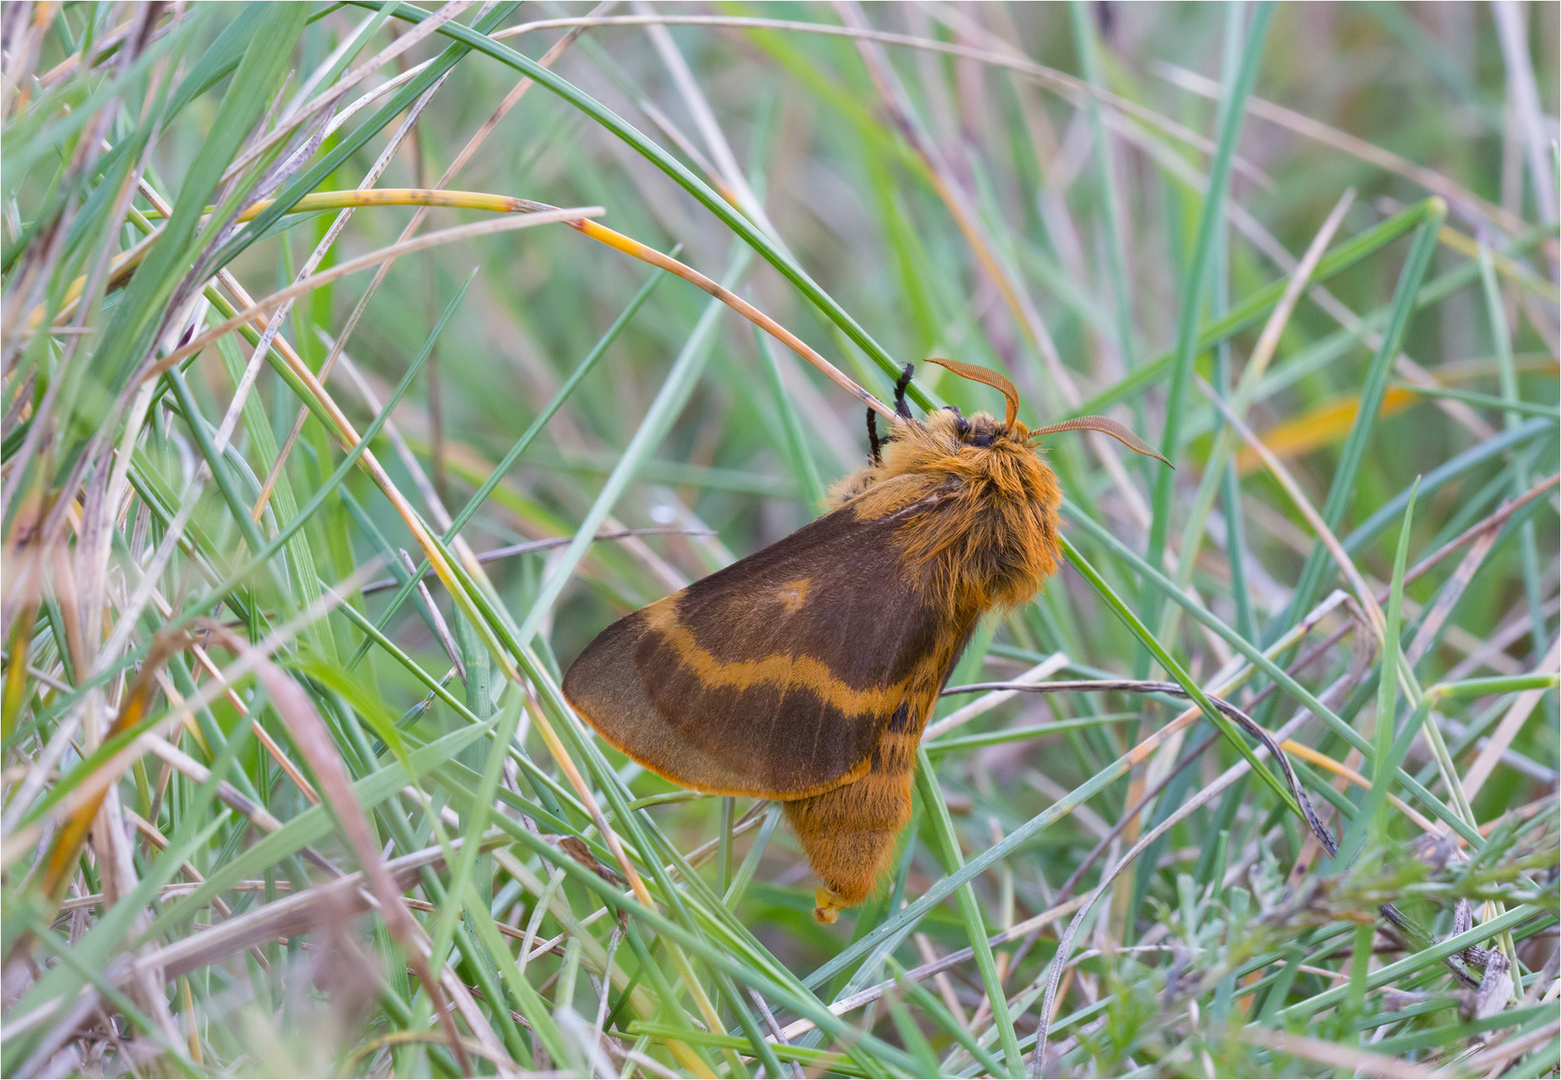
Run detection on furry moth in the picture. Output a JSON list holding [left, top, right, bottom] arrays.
[[563, 358, 1166, 923]]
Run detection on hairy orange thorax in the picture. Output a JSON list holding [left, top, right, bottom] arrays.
[[828, 408, 1062, 619]]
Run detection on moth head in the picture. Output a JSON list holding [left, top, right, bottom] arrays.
[[926, 407, 1028, 452]]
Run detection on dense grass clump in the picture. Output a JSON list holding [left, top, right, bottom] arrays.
[[2, 3, 1557, 1076]]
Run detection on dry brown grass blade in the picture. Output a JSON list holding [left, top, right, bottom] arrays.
[[492, 12, 1271, 186], [140, 840, 474, 979], [1200, 378, 1391, 642], [1447, 599, 1559, 681], [1460, 638, 1561, 803], [1238, 1026, 1450, 1079], [210, 115, 455, 458], [1407, 530, 1502, 667], [253, 11, 590, 524], [151, 624, 321, 805], [27, 631, 191, 912], [839, 1, 1076, 410], [198, 622, 488, 1076], [140, 733, 290, 837], [1030, 677, 1358, 1068], [942, 679, 1337, 855], [136, 208, 602, 383], [1234, 190, 1357, 405], [776, 893, 1092, 1041], [216, 0, 478, 189], [2, 612, 35, 736], [1461, 1019, 1561, 1075], [1156, 61, 1539, 242], [636, 3, 780, 237], [1492, 1, 1559, 226], [1400, 473, 1559, 590], [563, 215, 896, 419]]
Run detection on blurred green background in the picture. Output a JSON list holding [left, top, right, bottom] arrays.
[[2, 3, 1556, 1076]]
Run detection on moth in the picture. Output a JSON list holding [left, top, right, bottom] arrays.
[[564, 358, 1166, 923]]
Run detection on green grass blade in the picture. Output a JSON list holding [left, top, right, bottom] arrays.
[[1142, 3, 1272, 658]]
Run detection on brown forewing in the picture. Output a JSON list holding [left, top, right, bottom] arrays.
[[563, 500, 949, 799]]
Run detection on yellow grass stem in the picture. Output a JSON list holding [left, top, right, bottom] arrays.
[[565, 216, 898, 421], [28, 189, 549, 330]]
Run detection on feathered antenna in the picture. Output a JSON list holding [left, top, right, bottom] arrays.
[[924, 357, 1018, 428], [1030, 416, 1171, 466]]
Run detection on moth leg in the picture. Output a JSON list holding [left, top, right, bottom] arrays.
[[943, 404, 970, 438], [867, 362, 915, 465], [893, 362, 915, 419], [783, 720, 921, 924]]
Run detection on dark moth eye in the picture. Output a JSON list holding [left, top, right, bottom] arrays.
[[945, 407, 970, 437], [969, 432, 994, 447]]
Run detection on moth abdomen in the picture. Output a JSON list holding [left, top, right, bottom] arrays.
[[784, 727, 922, 923]]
